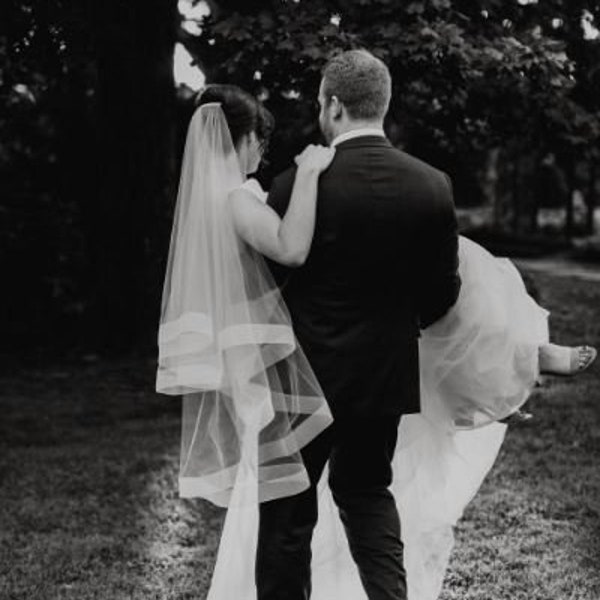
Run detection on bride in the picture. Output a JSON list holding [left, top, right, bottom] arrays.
[[156, 83, 597, 599]]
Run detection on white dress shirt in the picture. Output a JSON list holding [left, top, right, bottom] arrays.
[[331, 127, 386, 147]]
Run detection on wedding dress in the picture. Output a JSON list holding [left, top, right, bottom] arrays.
[[204, 178, 549, 600]]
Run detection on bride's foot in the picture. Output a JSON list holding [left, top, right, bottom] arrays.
[[539, 343, 597, 376], [499, 409, 534, 425]]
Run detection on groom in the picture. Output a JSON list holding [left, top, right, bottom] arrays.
[[258, 50, 461, 599]]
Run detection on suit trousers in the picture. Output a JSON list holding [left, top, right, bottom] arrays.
[[255, 415, 407, 600]]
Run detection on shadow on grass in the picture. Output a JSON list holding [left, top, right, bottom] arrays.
[[0, 357, 224, 600]]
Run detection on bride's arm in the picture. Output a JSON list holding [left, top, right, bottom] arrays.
[[229, 145, 335, 266]]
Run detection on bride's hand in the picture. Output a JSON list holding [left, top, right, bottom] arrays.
[[294, 144, 336, 175]]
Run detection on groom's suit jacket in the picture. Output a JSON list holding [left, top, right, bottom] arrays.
[[268, 135, 461, 417]]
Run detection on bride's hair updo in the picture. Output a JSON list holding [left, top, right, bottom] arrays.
[[196, 84, 275, 152]]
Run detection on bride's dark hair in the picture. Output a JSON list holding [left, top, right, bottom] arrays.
[[196, 84, 275, 153]]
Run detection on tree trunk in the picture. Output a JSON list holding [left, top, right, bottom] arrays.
[[528, 151, 542, 234], [482, 147, 501, 228], [529, 193, 539, 233], [511, 153, 521, 234], [586, 163, 597, 235], [88, 0, 177, 352], [564, 156, 575, 239]]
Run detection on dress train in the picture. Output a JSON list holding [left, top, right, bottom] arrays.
[[205, 229, 549, 600]]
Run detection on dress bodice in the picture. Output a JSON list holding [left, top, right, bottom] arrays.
[[237, 178, 268, 203]]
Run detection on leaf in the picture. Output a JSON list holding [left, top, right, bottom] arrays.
[[406, 2, 425, 15], [420, 26, 439, 40]]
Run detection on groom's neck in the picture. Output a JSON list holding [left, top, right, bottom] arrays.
[[335, 119, 385, 137]]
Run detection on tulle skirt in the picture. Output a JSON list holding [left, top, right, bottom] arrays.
[[206, 236, 550, 600]]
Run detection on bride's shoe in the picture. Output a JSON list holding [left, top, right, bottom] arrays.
[[539, 343, 598, 376], [498, 409, 534, 425], [499, 345, 596, 426]]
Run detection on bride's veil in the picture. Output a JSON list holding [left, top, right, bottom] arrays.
[[156, 102, 332, 507]]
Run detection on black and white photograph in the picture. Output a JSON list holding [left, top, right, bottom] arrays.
[[1, 1, 600, 599]]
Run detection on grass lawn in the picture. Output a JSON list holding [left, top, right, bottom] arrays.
[[1, 271, 599, 600]]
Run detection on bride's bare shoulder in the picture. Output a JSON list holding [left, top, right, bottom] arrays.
[[229, 178, 268, 204]]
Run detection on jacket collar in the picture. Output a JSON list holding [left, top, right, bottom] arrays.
[[333, 135, 393, 151], [331, 128, 386, 147]]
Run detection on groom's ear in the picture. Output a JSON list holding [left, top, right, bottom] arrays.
[[330, 95, 343, 121]]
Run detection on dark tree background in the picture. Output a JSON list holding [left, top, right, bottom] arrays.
[[1, 0, 599, 358], [1, 0, 177, 354]]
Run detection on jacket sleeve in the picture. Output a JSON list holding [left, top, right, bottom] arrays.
[[418, 173, 462, 329], [267, 167, 296, 217], [264, 167, 297, 284]]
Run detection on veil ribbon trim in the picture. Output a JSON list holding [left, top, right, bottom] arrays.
[[156, 104, 332, 507]]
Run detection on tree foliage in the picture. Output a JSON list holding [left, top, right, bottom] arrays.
[[1, 1, 95, 349], [2, 0, 599, 353], [1, 0, 177, 353], [185, 0, 599, 200]]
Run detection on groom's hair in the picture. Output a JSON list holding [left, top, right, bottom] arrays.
[[322, 50, 391, 121]]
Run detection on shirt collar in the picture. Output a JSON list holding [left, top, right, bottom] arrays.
[[331, 127, 386, 148]]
